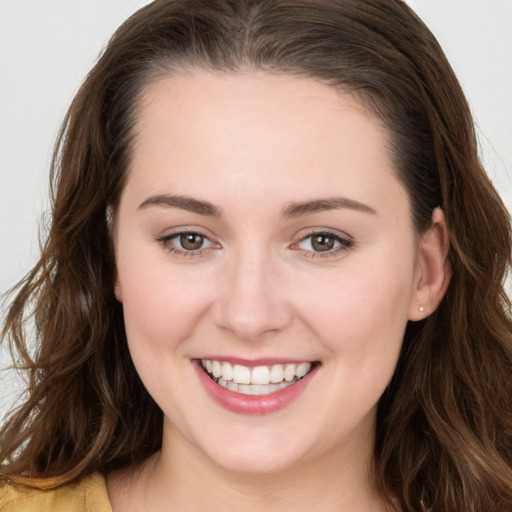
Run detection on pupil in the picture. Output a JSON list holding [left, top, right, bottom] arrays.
[[180, 233, 203, 250], [312, 235, 334, 252]]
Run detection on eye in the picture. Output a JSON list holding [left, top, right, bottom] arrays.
[[177, 232, 207, 251], [158, 231, 218, 255], [296, 231, 353, 255]]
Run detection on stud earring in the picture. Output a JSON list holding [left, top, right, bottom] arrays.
[[419, 306, 424, 312]]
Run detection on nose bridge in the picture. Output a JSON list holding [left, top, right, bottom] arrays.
[[214, 243, 291, 340]]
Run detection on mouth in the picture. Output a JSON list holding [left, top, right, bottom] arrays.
[[199, 359, 316, 396]]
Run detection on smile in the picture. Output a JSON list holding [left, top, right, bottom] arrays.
[[201, 359, 313, 396]]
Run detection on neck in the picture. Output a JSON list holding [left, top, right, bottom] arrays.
[[109, 419, 390, 512]]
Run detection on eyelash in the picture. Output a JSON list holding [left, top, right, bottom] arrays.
[[294, 230, 354, 258], [157, 230, 217, 257], [157, 229, 354, 258]]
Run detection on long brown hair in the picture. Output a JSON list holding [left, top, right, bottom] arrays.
[[2, 1, 511, 510]]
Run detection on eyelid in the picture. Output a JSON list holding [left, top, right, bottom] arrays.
[[157, 228, 220, 256], [292, 228, 354, 257], [156, 226, 353, 258]]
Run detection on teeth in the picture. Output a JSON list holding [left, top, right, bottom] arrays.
[[216, 379, 296, 396], [251, 365, 270, 385], [296, 362, 310, 378], [211, 360, 222, 378], [238, 384, 252, 395], [269, 364, 284, 383], [232, 364, 251, 384], [284, 364, 296, 382], [221, 362, 233, 381], [227, 380, 238, 392], [201, 359, 313, 393]]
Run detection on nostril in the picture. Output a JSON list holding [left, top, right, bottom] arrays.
[[213, 293, 293, 341]]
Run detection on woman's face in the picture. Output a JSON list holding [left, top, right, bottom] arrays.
[[113, 72, 425, 475]]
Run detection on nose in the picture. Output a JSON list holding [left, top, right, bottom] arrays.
[[213, 250, 293, 341]]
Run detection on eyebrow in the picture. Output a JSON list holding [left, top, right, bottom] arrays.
[[282, 197, 377, 218], [138, 194, 223, 217], [138, 193, 376, 218]]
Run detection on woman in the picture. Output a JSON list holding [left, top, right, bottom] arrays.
[[1, 0, 511, 510]]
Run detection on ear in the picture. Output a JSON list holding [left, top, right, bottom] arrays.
[[114, 273, 123, 303], [408, 207, 451, 321], [107, 206, 123, 303]]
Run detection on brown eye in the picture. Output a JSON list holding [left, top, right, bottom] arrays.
[[159, 231, 217, 255], [180, 233, 205, 250], [311, 234, 335, 252], [296, 231, 353, 256]]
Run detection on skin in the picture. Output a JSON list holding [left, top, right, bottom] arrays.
[[108, 71, 450, 512]]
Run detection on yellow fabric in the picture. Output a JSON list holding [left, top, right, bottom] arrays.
[[0, 473, 112, 512]]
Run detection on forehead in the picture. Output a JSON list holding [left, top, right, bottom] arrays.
[[124, 71, 405, 214], [134, 71, 383, 150]]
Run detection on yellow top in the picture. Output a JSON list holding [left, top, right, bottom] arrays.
[[0, 473, 112, 512]]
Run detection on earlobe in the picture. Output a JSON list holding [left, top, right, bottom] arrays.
[[114, 278, 123, 303], [113, 255, 122, 303], [408, 208, 451, 321]]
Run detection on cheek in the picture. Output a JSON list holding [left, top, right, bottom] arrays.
[[115, 250, 220, 407], [115, 246, 215, 352], [296, 249, 416, 365], [295, 258, 415, 431]]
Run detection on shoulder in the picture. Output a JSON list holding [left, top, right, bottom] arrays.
[[0, 472, 112, 512]]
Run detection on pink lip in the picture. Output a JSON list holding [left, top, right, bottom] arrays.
[[193, 360, 318, 416]]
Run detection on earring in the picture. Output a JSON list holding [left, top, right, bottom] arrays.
[[419, 306, 424, 312]]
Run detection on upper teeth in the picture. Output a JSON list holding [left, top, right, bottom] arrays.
[[202, 360, 312, 385]]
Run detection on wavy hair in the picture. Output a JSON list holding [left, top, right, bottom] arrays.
[[1, 1, 511, 510]]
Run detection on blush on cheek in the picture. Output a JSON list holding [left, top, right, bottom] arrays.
[[120, 266, 214, 351]]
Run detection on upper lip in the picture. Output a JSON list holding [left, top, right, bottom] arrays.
[[195, 356, 317, 367]]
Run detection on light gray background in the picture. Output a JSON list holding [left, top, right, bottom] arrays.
[[1, 1, 511, 419]]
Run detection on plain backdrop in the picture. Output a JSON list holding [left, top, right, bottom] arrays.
[[1, 1, 511, 420]]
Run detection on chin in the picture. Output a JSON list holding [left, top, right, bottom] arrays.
[[190, 425, 315, 476], [207, 445, 306, 476]]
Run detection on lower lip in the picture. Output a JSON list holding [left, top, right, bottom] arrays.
[[193, 361, 318, 416]]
